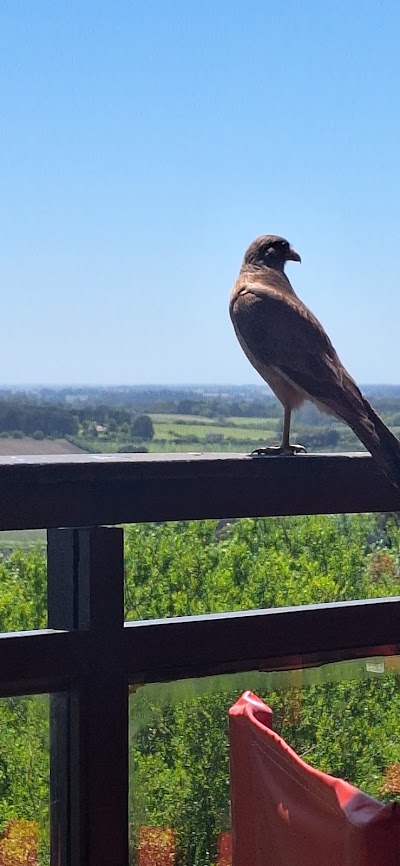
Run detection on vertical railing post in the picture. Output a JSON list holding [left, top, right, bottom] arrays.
[[48, 527, 128, 866]]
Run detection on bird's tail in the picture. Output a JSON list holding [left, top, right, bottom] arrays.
[[337, 390, 400, 493]]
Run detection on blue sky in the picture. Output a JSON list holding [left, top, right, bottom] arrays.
[[1, 1, 400, 385]]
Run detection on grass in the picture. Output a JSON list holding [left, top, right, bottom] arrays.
[[68, 415, 282, 454], [148, 413, 218, 424], [146, 441, 262, 453], [153, 422, 264, 440], [227, 416, 280, 428], [150, 414, 280, 446], [0, 529, 46, 550], [0, 414, 365, 464], [151, 413, 280, 432], [73, 413, 362, 455]]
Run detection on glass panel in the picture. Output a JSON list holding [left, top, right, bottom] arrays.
[[0, 694, 51, 865], [129, 656, 400, 864], [0, 531, 46, 633], [124, 514, 400, 621]]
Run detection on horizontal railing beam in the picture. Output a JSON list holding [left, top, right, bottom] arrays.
[[123, 596, 400, 681], [0, 629, 87, 695], [0, 452, 400, 529], [2, 597, 400, 693]]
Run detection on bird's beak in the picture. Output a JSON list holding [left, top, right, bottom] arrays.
[[287, 247, 301, 263]]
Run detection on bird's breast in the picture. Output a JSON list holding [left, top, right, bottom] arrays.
[[229, 289, 306, 410]]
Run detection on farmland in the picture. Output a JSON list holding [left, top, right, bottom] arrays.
[[124, 412, 360, 454], [149, 414, 280, 451], [1, 385, 399, 455], [0, 437, 85, 456], [71, 412, 363, 454]]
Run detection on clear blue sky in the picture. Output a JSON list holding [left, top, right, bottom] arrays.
[[1, 1, 400, 386]]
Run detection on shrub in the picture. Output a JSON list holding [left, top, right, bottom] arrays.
[[205, 433, 225, 444], [118, 444, 148, 453], [132, 415, 155, 441], [0, 819, 38, 865]]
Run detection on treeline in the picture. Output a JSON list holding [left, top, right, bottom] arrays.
[[0, 387, 279, 419], [172, 397, 280, 418], [1, 388, 400, 428], [0, 399, 156, 442], [0, 400, 78, 436], [74, 405, 131, 425]]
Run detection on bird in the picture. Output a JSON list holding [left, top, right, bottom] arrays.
[[229, 234, 400, 492]]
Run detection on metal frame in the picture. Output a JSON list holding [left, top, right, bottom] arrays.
[[0, 452, 399, 865]]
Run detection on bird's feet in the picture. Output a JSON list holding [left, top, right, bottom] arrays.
[[251, 443, 307, 456]]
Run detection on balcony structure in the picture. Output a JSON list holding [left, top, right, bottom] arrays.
[[1, 451, 400, 865]]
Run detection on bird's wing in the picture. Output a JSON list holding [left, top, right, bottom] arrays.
[[231, 278, 400, 494], [230, 284, 362, 412]]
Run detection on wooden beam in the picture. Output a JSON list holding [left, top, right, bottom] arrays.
[[123, 596, 400, 681], [2, 596, 400, 693], [0, 452, 399, 529], [0, 629, 84, 694], [47, 527, 129, 866]]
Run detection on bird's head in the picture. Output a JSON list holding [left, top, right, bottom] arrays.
[[242, 235, 301, 271]]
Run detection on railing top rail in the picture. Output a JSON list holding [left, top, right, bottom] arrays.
[[0, 450, 377, 468], [1, 451, 399, 530]]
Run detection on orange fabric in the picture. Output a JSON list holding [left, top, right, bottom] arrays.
[[229, 691, 400, 866]]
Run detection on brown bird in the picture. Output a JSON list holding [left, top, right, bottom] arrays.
[[229, 234, 400, 491]]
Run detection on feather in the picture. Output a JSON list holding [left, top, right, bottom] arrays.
[[230, 235, 400, 492]]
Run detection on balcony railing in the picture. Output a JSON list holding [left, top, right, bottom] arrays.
[[1, 451, 400, 865]]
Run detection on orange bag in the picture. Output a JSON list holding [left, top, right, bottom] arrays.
[[229, 691, 400, 865]]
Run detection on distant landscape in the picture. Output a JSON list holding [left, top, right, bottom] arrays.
[[1, 383, 400, 459]]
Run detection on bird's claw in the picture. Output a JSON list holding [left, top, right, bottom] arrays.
[[251, 444, 307, 456]]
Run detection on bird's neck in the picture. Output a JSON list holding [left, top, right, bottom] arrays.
[[240, 263, 296, 295]]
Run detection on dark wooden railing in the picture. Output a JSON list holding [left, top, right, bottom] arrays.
[[1, 452, 400, 866]]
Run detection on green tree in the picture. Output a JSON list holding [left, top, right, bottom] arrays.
[[132, 414, 154, 441], [107, 418, 118, 434]]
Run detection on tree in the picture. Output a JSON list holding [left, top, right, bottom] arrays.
[[132, 415, 154, 441], [120, 422, 132, 438], [107, 418, 118, 434]]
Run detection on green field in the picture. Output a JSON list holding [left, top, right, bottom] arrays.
[[67, 414, 282, 454], [0, 530, 46, 552], [145, 415, 278, 452], [151, 415, 280, 433], [69, 410, 363, 454], [152, 417, 275, 441]]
